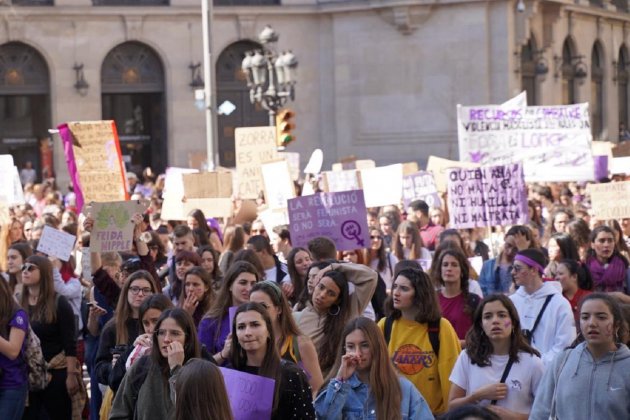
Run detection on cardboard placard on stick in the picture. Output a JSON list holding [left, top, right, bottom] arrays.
[[235, 127, 278, 199], [182, 172, 233, 199], [87, 200, 148, 252], [322, 170, 362, 193], [427, 156, 480, 192], [360, 164, 403, 207], [37, 225, 76, 262], [588, 181, 630, 220], [261, 159, 295, 210]]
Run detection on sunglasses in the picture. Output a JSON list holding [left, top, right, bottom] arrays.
[[21, 263, 38, 273], [509, 264, 527, 273]]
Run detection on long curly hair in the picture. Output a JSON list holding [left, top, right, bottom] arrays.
[[465, 294, 539, 366]]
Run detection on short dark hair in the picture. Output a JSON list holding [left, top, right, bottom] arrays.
[[307, 236, 337, 261], [272, 225, 291, 242], [247, 235, 274, 255], [173, 225, 192, 239], [408, 200, 429, 216]]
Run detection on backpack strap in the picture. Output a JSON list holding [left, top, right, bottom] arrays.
[[491, 357, 515, 405], [530, 295, 554, 337], [384, 316, 394, 345], [428, 319, 440, 357]]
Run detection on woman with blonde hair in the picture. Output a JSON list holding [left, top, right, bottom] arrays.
[[315, 317, 434, 419], [393, 220, 431, 261]]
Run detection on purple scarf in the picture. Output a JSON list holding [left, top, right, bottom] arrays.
[[586, 255, 627, 292]]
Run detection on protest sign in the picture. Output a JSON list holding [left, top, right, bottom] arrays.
[[588, 181, 630, 219], [402, 171, 442, 209], [447, 163, 528, 229], [322, 170, 362, 193], [161, 167, 199, 220], [37, 225, 76, 261], [457, 103, 594, 182], [426, 156, 480, 192], [612, 141, 630, 157], [360, 164, 403, 208], [288, 190, 370, 251], [219, 367, 275, 420], [258, 208, 290, 233], [87, 200, 147, 252], [261, 159, 295, 210], [469, 256, 483, 275], [610, 157, 630, 175], [279, 152, 301, 181], [304, 149, 323, 174], [235, 127, 278, 199], [58, 121, 127, 211], [402, 162, 420, 176], [182, 172, 232, 199], [0, 201, 9, 225], [0, 156, 25, 205]]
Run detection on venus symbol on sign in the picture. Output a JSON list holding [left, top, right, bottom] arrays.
[[341, 221, 365, 247]]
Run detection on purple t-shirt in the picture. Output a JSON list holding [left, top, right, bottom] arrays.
[[197, 315, 230, 355], [0, 309, 29, 389]]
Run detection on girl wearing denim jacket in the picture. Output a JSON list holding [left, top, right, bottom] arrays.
[[314, 317, 434, 420]]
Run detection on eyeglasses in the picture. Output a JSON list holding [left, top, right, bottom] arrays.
[[129, 286, 153, 296], [509, 264, 527, 273], [155, 329, 186, 338], [21, 263, 38, 273]]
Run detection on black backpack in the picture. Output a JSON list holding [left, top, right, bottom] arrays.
[[383, 316, 440, 357]]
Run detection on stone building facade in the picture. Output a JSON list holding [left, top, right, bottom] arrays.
[[1, 0, 629, 184]]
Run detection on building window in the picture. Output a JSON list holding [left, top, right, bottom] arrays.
[[214, 0, 279, 4], [591, 42, 604, 139], [618, 46, 629, 137], [92, 0, 167, 5], [561, 39, 577, 105], [521, 37, 538, 105], [10, 0, 54, 5]]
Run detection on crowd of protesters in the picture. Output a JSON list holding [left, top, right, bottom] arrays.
[[1, 169, 630, 420]]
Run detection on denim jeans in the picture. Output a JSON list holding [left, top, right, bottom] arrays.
[[0, 384, 28, 420]]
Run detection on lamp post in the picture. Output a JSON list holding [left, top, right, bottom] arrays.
[[241, 25, 298, 126]]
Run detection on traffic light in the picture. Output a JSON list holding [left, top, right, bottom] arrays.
[[275, 108, 295, 150]]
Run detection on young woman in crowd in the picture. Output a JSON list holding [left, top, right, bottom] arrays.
[[21, 255, 78, 420], [544, 233, 580, 279], [566, 218, 591, 261], [585, 225, 630, 302], [165, 250, 201, 305], [435, 248, 481, 343], [230, 302, 315, 419], [187, 208, 222, 252], [109, 309, 202, 420], [0, 274, 29, 420], [146, 231, 168, 272], [173, 359, 233, 420], [530, 294, 630, 420], [366, 227, 398, 292], [197, 245, 222, 291], [604, 219, 630, 260], [393, 220, 431, 261], [95, 270, 156, 391], [249, 281, 323, 394], [555, 259, 593, 323], [431, 240, 483, 298], [231, 249, 265, 279], [294, 262, 377, 376], [179, 266, 215, 327], [198, 261, 260, 363], [430, 207, 447, 228], [293, 261, 334, 312], [314, 317, 434, 420], [219, 224, 246, 274], [378, 267, 461, 415], [378, 213, 397, 250], [6, 242, 33, 298], [7, 217, 25, 244], [448, 295, 544, 419], [285, 247, 312, 306], [547, 208, 573, 237]]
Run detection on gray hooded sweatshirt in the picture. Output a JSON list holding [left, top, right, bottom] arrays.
[[530, 342, 630, 420]]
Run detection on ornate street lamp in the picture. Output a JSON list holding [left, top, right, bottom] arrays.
[[242, 25, 298, 126]]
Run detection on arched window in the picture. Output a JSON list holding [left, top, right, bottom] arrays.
[[591, 42, 605, 139], [561, 38, 577, 105], [521, 36, 538, 105], [612, 0, 628, 12], [0, 42, 51, 178], [101, 42, 167, 174], [618, 46, 629, 138], [216, 41, 270, 167]]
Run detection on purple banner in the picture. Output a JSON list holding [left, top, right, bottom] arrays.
[[593, 155, 608, 180], [288, 190, 369, 251], [219, 367, 275, 420], [447, 163, 528, 229], [402, 171, 442, 209], [58, 124, 84, 212]]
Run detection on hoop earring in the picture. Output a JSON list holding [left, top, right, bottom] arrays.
[[328, 305, 341, 316]]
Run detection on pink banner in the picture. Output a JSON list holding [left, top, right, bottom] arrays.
[[58, 123, 84, 212]]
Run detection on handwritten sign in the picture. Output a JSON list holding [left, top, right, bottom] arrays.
[[288, 190, 369, 251], [235, 127, 278, 199], [610, 157, 630, 175], [261, 159, 295, 210], [219, 367, 275, 420], [37, 225, 76, 262], [426, 156, 480, 192], [58, 121, 127, 210], [360, 164, 403, 207], [447, 163, 528, 229], [161, 167, 199, 220], [402, 171, 441, 209], [0, 156, 25, 205], [457, 103, 594, 182], [322, 170, 361, 193], [588, 181, 630, 219], [279, 152, 301, 181], [88, 200, 147, 252], [182, 172, 232, 199]]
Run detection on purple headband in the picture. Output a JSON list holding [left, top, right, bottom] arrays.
[[514, 254, 544, 274]]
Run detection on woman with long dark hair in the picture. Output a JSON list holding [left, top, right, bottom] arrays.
[[585, 226, 630, 303], [286, 247, 312, 306], [530, 294, 630, 419], [556, 259, 593, 323], [197, 245, 222, 292], [179, 266, 214, 327], [544, 233, 580, 279], [448, 295, 543, 419], [6, 242, 33, 298], [230, 302, 314, 419], [187, 208, 222, 252], [315, 317, 434, 420], [378, 267, 461, 415], [109, 308, 202, 420]]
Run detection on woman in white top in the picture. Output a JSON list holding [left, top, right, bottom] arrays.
[[393, 220, 431, 262], [448, 294, 544, 419], [365, 227, 398, 292]]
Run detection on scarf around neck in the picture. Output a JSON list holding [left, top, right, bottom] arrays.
[[586, 255, 627, 292]]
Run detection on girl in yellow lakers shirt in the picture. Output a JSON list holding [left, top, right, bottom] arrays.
[[378, 267, 461, 415]]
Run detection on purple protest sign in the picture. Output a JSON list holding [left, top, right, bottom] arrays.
[[219, 367, 275, 420], [447, 163, 528, 229], [288, 190, 370, 251], [402, 171, 442, 209], [593, 155, 608, 180]]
